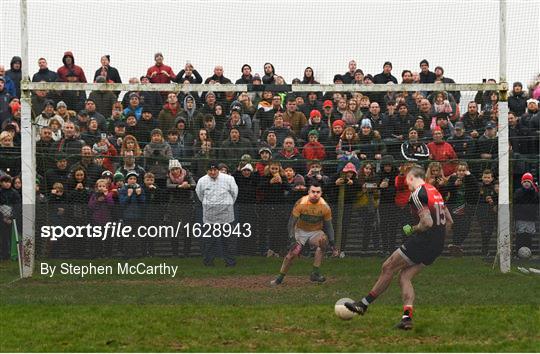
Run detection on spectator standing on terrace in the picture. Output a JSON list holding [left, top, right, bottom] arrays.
[[147, 52, 175, 84], [57, 51, 87, 83], [235, 64, 253, 85], [175, 62, 203, 84], [93, 55, 122, 86], [32, 57, 58, 83], [342, 60, 357, 84], [508, 82, 528, 116], [419, 59, 436, 84], [262, 63, 276, 84]]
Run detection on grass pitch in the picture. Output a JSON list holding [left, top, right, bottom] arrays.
[[1, 257, 539, 352]]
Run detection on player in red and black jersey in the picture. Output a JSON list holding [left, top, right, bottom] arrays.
[[345, 166, 453, 330]]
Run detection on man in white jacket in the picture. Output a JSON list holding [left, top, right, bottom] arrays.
[[195, 161, 238, 266]]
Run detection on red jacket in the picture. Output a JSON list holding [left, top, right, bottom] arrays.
[[146, 64, 175, 84], [427, 141, 457, 176], [57, 51, 87, 82], [302, 141, 326, 160], [394, 175, 410, 208]]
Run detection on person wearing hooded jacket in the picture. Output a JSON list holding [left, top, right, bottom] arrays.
[[178, 94, 202, 134], [0, 67, 16, 98], [57, 51, 87, 82], [508, 82, 528, 116], [0, 77, 14, 125], [5, 56, 22, 98]]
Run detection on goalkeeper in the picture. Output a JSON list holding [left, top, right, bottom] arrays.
[[271, 183, 338, 285]]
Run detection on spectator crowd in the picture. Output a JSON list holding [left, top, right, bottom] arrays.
[[0, 53, 538, 262]]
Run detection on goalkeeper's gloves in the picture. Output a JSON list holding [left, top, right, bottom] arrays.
[[402, 224, 413, 237]]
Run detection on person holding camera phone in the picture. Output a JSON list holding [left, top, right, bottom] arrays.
[[330, 162, 358, 255], [357, 162, 381, 253]]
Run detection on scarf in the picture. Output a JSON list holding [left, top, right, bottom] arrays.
[[168, 169, 186, 185]]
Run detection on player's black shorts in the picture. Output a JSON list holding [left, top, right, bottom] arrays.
[[399, 233, 444, 266]]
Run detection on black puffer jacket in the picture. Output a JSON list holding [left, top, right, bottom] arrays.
[[513, 186, 539, 222]]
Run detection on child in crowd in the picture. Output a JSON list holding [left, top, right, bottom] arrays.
[[88, 178, 114, 257], [477, 169, 498, 257]]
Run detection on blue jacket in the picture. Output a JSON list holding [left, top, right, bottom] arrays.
[[119, 185, 146, 220]]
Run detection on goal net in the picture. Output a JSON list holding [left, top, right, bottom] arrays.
[[0, 0, 538, 277]]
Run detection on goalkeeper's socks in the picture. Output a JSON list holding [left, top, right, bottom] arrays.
[[312, 266, 320, 275], [361, 291, 378, 307], [276, 273, 285, 282], [402, 305, 413, 319]]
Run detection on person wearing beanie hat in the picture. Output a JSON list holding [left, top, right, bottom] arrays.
[[302, 127, 326, 161], [508, 81, 528, 116], [124, 170, 139, 183], [374, 61, 397, 84], [143, 126, 173, 188], [236, 64, 253, 85], [195, 155, 238, 266], [168, 159, 182, 170], [232, 159, 259, 254], [333, 74, 344, 83], [35, 98, 65, 137], [360, 118, 372, 129], [433, 66, 460, 103], [513, 172, 539, 253], [113, 171, 124, 182], [241, 163, 253, 171], [118, 169, 145, 257], [166, 155, 196, 256]]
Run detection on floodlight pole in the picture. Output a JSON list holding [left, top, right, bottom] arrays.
[[20, 0, 35, 278], [497, 0, 511, 273]]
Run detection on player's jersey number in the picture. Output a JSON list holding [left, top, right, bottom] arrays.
[[434, 202, 446, 226]]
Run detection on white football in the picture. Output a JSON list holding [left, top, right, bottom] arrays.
[[518, 247, 531, 259], [335, 298, 355, 320]]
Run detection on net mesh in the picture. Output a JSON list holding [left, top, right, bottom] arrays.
[[0, 0, 539, 265]]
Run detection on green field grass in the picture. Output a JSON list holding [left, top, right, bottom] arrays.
[[1, 257, 539, 352]]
